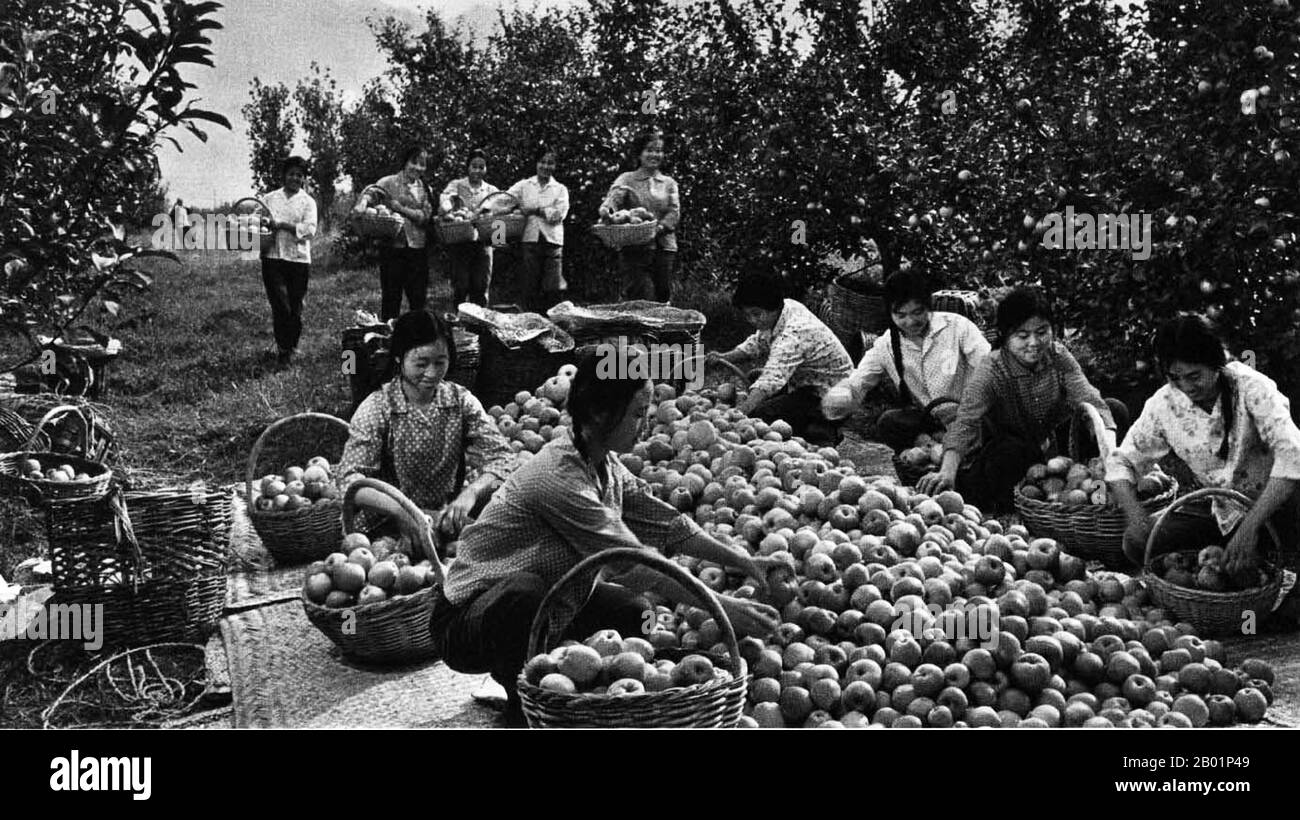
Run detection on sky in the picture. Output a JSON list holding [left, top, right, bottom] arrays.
[[159, 0, 569, 207]]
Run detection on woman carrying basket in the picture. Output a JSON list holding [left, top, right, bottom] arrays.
[[822, 269, 990, 451], [599, 131, 680, 303], [260, 155, 319, 366], [355, 146, 434, 321], [916, 287, 1129, 514], [336, 310, 515, 542], [506, 147, 570, 313], [439, 150, 498, 307], [1106, 314, 1300, 584], [431, 349, 783, 726]]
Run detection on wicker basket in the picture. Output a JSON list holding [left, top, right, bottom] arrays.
[[1141, 488, 1284, 635], [474, 330, 575, 409], [474, 192, 526, 245], [0, 406, 36, 453], [0, 405, 112, 503], [224, 197, 275, 254], [45, 485, 231, 645], [822, 274, 890, 349], [592, 185, 659, 248], [1013, 403, 1177, 567], [701, 357, 749, 403], [353, 185, 407, 240], [302, 477, 445, 664], [891, 397, 959, 487], [434, 218, 478, 245], [517, 547, 749, 728], [245, 412, 348, 565]]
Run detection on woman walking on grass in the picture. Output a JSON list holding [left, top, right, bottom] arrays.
[[260, 155, 318, 366], [355, 146, 434, 321]]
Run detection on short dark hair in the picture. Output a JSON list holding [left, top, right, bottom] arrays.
[[389, 310, 457, 373], [628, 130, 665, 168], [466, 149, 488, 168], [567, 349, 650, 445], [995, 287, 1056, 345], [533, 145, 558, 165], [399, 145, 429, 167], [732, 268, 786, 312], [882, 270, 934, 313], [282, 155, 309, 176]]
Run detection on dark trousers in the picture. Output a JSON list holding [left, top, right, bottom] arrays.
[[431, 574, 651, 719], [619, 246, 677, 302], [260, 258, 309, 353], [750, 385, 837, 442], [379, 247, 429, 321], [447, 243, 492, 306], [519, 240, 565, 313]]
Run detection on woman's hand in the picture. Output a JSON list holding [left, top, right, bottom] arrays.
[[821, 384, 855, 421], [1224, 523, 1262, 576], [717, 596, 779, 639], [916, 467, 955, 496], [438, 488, 477, 539]]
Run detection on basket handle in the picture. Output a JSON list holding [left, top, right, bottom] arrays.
[[1069, 401, 1113, 461], [525, 546, 743, 678], [476, 191, 519, 213], [1142, 486, 1281, 569], [705, 356, 747, 382], [25, 404, 94, 457], [605, 184, 643, 211], [230, 196, 270, 216], [359, 185, 391, 205], [244, 412, 351, 504], [341, 476, 446, 585], [922, 396, 960, 419]]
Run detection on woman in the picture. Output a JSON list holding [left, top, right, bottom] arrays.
[[337, 310, 515, 539], [431, 349, 783, 727], [917, 287, 1129, 513], [261, 155, 319, 365], [708, 268, 852, 443], [822, 270, 991, 451], [440, 150, 498, 307], [1108, 313, 1300, 575], [355, 146, 434, 321], [507, 147, 570, 313], [599, 131, 680, 302]]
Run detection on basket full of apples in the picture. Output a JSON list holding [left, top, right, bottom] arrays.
[[1013, 404, 1177, 567], [302, 477, 446, 664], [1141, 488, 1284, 636], [891, 398, 959, 487], [352, 185, 406, 240], [516, 547, 749, 728], [592, 186, 658, 248], [434, 194, 478, 244], [245, 412, 349, 564], [0, 405, 112, 503]]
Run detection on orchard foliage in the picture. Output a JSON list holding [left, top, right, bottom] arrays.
[[0, 0, 228, 372]]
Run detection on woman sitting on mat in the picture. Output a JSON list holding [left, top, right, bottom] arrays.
[[916, 287, 1129, 513], [822, 269, 990, 451], [431, 348, 783, 727], [1107, 313, 1300, 576], [336, 310, 514, 541], [706, 268, 852, 443]]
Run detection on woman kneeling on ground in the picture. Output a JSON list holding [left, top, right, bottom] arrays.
[[1106, 314, 1300, 589], [917, 287, 1129, 514], [431, 349, 783, 727], [336, 310, 515, 542], [707, 268, 852, 444], [822, 269, 990, 451]]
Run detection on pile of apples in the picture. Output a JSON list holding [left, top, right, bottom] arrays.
[[302, 532, 438, 609], [600, 207, 655, 225], [363, 204, 396, 218], [17, 457, 93, 484], [485, 364, 576, 461], [897, 431, 945, 472], [522, 628, 733, 696], [250, 457, 339, 513], [1155, 545, 1272, 593], [1017, 456, 1172, 506]]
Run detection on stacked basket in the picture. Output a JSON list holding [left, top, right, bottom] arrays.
[[822, 272, 889, 355], [342, 316, 479, 407]]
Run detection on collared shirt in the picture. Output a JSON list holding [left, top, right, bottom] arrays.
[[440, 177, 500, 215], [506, 176, 570, 244], [442, 429, 710, 616], [735, 299, 853, 397], [365, 173, 432, 249], [839, 311, 990, 421], [262, 188, 318, 263], [944, 342, 1115, 458], [601, 170, 681, 251], [1105, 361, 1300, 534], [337, 379, 515, 518]]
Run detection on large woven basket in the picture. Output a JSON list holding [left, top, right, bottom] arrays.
[[1141, 487, 1284, 636], [434, 218, 477, 245], [0, 406, 34, 452], [592, 185, 658, 248], [0, 405, 112, 503], [891, 397, 959, 487], [224, 196, 274, 254], [822, 274, 889, 350], [45, 485, 231, 645], [474, 192, 526, 245], [302, 477, 445, 664], [517, 547, 749, 728], [353, 185, 407, 240], [475, 330, 575, 409], [1013, 403, 1177, 567], [245, 412, 348, 565]]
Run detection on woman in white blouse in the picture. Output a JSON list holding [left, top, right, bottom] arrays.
[[439, 150, 498, 306], [1107, 313, 1300, 575], [506, 147, 569, 312], [260, 155, 319, 365]]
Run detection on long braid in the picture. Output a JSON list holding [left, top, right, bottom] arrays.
[[891, 325, 913, 406], [1217, 369, 1235, 461]]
